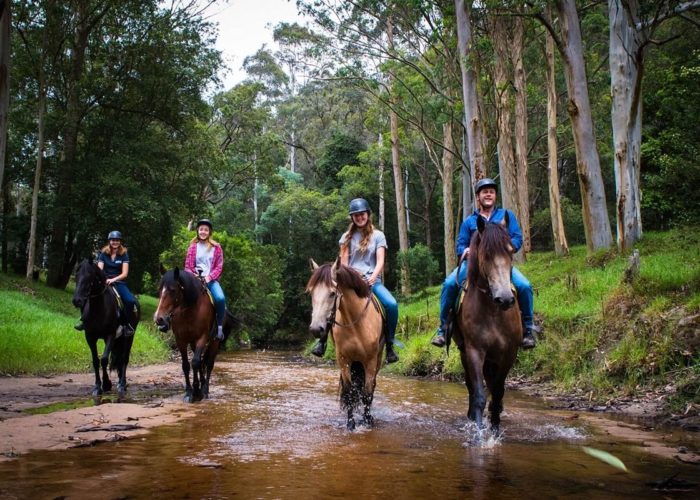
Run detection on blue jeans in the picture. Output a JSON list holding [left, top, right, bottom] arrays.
[[207, 280, 226, 327], [371, 281, 398, 344], [438, 263, 534, 331], [113, 281, 137, 326]]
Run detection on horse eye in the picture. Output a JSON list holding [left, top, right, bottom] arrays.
[[329, 291, 336, 298]]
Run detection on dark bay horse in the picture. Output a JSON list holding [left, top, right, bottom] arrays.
[[154, 267, 231, 403], [451, 215, 522, 435], [72, 258, 139, 398], [307, 258, 384, 430]]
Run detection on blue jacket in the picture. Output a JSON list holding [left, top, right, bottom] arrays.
[[456, 207, 523, 257]]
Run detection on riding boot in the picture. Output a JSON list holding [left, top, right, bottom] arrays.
[[521, 325, 540, 349], [385, 342, 399, 364], [431, 327, 446, 347], [311, 339, 327, 357], [216, 325, 224, 341]]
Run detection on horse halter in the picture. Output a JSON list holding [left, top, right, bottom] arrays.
[[326, 282, 372, 330]]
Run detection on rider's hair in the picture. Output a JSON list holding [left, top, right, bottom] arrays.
[[340, 216, 375, 255], [101, 242, 128, 256], [190, 232, 219, 249]]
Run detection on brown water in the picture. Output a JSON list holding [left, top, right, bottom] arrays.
[[1, 350, 698, 499]]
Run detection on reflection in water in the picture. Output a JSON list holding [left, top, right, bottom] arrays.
[[0, 350, 698, 499]]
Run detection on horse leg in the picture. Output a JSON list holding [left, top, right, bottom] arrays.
[[117, 337, 133, 398], [88, 338, 103, 397], [362, 364, 377, 427], [101, 337, 113, 393], [180, 347, 193, 403], [191, 345, 205, 402], [202, 345, 217, 399], [485, 362, 508, 436], [461, 347, 487, 429], [341, 379, 356, 431]]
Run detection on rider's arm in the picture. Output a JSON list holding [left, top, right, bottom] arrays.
[[184, 244, 197, 274], [339, 244, 350, 267], [506, 210, 523, 253], [107, 262, 129, 285], [456, 218, 473, 258], [208, 245, 224, 282], [367, 246, 385, 286]]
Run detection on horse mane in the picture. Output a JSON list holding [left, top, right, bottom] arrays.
[[306, 263, 371, 298], [77, 258, 105, 283], [468, 222, 513, 286], [159, 268, 204, 306]]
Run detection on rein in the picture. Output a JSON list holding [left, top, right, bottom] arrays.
[[327, 286, 373, 330]]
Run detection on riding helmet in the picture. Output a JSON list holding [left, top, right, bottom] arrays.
[[107, 230, 123, 241], [348, 198, 371, 215], [475, 177, 498, 194], [196, 218, 213, 231]]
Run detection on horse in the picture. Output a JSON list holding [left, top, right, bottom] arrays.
[[449, 215, 522, 435], [307, 258, 385, 430], [154, 267, 232, 403], [72, 258, 139, 398]]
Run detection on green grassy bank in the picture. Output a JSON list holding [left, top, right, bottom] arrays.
[[308, 228, 700, 411], [0, 273, 170, 375]]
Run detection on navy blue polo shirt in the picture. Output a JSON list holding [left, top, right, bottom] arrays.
[[98, 252, 129, 280]]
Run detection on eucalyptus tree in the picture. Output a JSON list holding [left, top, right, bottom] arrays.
[[0, 0, 9, 210], [608, 0, 700, 250]]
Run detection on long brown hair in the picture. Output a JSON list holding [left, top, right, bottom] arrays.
[[340, 217, 375, 255], [190, 232, 219, 249], [100, 243, 128, 256]]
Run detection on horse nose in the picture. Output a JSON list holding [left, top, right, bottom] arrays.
[[494, 294, 515, 310], [155, 316, 170, 332], [72, 297, 83, 308], [309, 325, 325, 339]]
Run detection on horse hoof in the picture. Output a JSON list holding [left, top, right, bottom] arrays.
[[347, 419, 356, 431], [183, 395, 192, 403]]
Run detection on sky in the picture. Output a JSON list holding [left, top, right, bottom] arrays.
[[206, 0, 306, 90]]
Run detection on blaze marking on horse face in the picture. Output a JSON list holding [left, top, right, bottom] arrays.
[[309, 283, 336, 333]]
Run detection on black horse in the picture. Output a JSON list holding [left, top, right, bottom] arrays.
[[72, 258, 140, 398]]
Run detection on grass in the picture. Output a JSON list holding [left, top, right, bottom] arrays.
[[0, 273, 170, 376]]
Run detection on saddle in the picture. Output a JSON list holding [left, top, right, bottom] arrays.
[[108, 286, 138, 318]]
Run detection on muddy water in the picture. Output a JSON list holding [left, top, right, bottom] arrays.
[[1, 350, 698, 499]]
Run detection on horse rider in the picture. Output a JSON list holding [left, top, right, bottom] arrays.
[[311, 198, 400, 363], [431, 178, 540, 349], [184, 218, 227, 341], [75, 230, 137, 337]]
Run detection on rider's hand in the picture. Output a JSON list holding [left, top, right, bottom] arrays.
[[366, 275, 377, 286], [205, 275, 212, 283], [462, 248, 470, 259], [106, 278, 114, 285]]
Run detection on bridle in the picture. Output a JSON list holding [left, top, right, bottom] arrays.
[[321, 282, 373, 333]]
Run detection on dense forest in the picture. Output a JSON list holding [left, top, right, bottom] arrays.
[[0, 0, 698, 346]]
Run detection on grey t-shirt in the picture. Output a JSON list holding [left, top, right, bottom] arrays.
[[339, 229, 388, 280]]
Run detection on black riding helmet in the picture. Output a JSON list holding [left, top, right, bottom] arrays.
[[107, 230, 122, 241], [196, 218, 213, 231], [475, 178, 498, 194], [348, 198, 371, 215]]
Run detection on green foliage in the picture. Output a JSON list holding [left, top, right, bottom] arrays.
[[315, 130, 365, 193], [0, 273, 169, 376], [396, 244, 440, 293], [159, 227, 284, 346]]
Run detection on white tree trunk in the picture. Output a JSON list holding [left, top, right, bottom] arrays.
[[27, 55, 47, 279], [378, 133, 385, 231], [0, 0, 10, 204], [545, 4, 569, 256], [512, 16, 531, 254], [609, 0, 644, 250], [442, 120, 457, 272], [455, 0, 486, 182], [556, 0, 613, 252]]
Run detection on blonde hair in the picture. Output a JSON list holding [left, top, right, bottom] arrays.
[[101, 243, 128, 256], [190, 234, 219, 249], [340, 217, 375, 256]]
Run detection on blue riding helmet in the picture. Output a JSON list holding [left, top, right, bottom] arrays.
[[475, 178, 498, 194], [196, 219, 213, 231], [107, 230, 122, 241], [348, 198, 371, 215]]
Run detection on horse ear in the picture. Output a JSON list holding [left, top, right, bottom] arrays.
[[331, 257, 341, 280], [159, 263, 167, 276], [309, 258, 319, 271], [477, 215, 486, 233], [502, 211, 510, 227], [174, 267, 180, 281]]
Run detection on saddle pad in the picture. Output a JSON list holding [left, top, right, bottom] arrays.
[[371, 293, 386, 322], [206, 288, 214, 306], [110, 286, 124, 311]]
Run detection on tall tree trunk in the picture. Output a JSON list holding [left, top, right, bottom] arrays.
[[378, 133, 385, 231], [386, 17, 410, 295], [556, 0, 613, 252], [27, 57, 47, 279], [442, 120, 457, 273], [46, 0, 94, 288], [609, 0, 643, 251], [455, 0, 486, 183], [492, 15, 518, 222], [0, 0, 9, 217], [512, 16, 531, 254], [545, 4, 569, 256]]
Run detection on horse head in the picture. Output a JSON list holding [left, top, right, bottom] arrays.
[[306, 258, 341, 340], [154, 267, 185, 332], [474, 214, 516, 310], [72, 258, 104, 309]]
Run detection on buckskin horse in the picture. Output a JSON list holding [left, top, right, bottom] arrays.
[[307, 258, 384, 430], [449, 215, 522, 435], [72, 258, 139, 398], [154, 267, 232, 403]]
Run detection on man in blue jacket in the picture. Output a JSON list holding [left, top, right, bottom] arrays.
[[431, 178, 539, 349]]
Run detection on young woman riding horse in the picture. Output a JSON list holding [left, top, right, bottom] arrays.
[[72, 257, 139, 398], [307, 259, 385, 430], [452, 215, 522, 434]]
